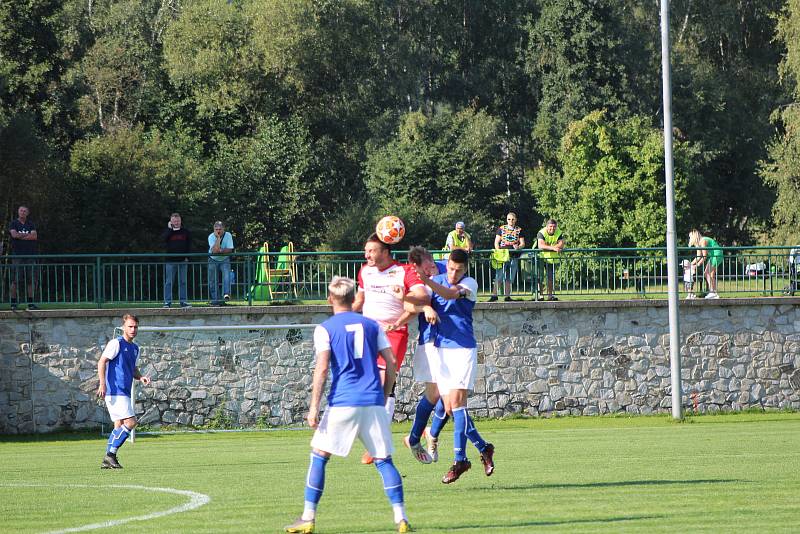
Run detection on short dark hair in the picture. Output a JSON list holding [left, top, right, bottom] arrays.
[[408, 245, 432, 266], [366, 233, 390, 252], [547, 218, 557, 225], [122, 313, 139, 324], [449, 249, 469, 264]]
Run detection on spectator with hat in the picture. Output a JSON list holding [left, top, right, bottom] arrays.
[[445, 221, 473, 256]]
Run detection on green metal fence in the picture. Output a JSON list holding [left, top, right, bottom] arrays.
[[1, 246, 797, 308]]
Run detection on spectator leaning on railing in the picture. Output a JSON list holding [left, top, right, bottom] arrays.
[[536, 219, 564, 301], [161, 213, 192, 308], [207, 221, 234, 306], [688, 229, 722, 299], [489, 212, 525, 302], [445, 221, 473, 257], [8, 204, 39, 311]]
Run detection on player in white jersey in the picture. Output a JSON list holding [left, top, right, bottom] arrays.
[[353, 234, 429, 463], [96, 314, 151, 469], [284, 277, 411, 534]]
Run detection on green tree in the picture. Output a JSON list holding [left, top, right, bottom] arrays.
[[528, 110, 706, 249], [760, 0, 800, 245], [526, 0, 636, 162], [204, 116, 319, 248], [365, 108, 505, 213], [68, 125, 205, 253]]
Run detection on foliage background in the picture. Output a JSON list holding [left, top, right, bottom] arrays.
[[1, 0, 798, 253]]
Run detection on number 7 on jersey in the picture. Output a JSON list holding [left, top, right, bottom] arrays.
[[345, 323, 364, 359]]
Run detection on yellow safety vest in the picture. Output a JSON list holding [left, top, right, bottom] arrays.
[[539, 228, 563, 263]]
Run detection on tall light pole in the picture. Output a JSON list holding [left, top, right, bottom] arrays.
[[661, 0, 682, 419]]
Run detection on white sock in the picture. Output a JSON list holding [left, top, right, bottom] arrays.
[[301, 502, 317, 521], [385, 396, 396, 420], [392, 503, 407, 523]]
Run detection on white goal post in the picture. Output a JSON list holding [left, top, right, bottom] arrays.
[[114, 323, 320, 443]]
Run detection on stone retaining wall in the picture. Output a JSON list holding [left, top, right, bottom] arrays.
[[1, 299, 799, 434]]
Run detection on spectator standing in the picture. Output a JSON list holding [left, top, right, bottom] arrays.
[[8, 205, 39, 310], [536, 219, 564, 301], [207, 221, 234, 306], [445, 222, 473, 256], [161, 213, 192, 308], [688, 229, 722, 299], [489, 212, 524, 302]]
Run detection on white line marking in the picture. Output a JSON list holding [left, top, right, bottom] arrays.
[[0, 483, 210, 533]]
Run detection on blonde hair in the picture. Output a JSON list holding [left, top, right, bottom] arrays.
[[688, 229, 703, 248], [328, 276, 356, 305]]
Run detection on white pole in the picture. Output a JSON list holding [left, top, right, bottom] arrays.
[[661, 0, 682, 419], [130, 379, 136, 444], [136, 324, 319, 332]]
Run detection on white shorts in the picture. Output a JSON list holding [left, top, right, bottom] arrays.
[[412, 342, 441, 383], [437, 347, 478, 394], [105, 395, 135, 422], [310, 405, 394, 458]]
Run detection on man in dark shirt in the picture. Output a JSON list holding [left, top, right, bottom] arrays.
[[160, 213, 192, 308], [8, 205, 39, 311]]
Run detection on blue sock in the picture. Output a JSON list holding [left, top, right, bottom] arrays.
[[430, 399, 449, 438], [452, 407, 468, 461], [374, 457, 404, 505], [106, 425, 131, 454], [409, 396, 435, 446], [466, 413, 487, 452], [303, 452, 329, 509]]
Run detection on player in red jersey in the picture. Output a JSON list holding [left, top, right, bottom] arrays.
[[354, 234, 430, 463]]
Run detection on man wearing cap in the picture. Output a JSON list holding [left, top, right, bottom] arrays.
[[445, 222, 473, 257]]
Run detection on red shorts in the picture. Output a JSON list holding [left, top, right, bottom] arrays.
[[377, 328, 409, 370]]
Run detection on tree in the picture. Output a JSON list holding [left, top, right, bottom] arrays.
[[526, 0, 636, 162], [204, 116, 320, 248], [528, 110, 707, 249], [68, 125, 205, 253], [760, 0, 800, 245]]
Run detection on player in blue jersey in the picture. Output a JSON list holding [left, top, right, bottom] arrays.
[[394, 246, 449, 464], [284, 276, 411, 534], [96, 314, 151, 469], [412, 249, 495, 484]]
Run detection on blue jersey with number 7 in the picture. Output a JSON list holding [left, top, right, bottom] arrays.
[[313, 311, 391, 407]]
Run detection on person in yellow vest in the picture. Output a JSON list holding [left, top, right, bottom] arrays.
[[536, 219, 564, 301], [445, 221, 473, 257]]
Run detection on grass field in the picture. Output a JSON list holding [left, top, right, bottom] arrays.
[[2, 413, 800, 533]]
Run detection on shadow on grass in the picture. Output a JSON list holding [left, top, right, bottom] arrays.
[[479, 478, 742, 491], [0, 430, 164, 443], [430, 514, 668, 531]]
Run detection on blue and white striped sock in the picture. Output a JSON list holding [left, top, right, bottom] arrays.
[[107, 425, 131, 454], [466, 413, 487, 452], [452, 407, 468, 461], [429, 399, 449, 438], [375, 457, 405, 517], [409, 396, 435, 446], [302, 452, 329, 520]]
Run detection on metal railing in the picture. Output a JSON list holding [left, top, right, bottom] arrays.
[[1, 246, 797, 308]]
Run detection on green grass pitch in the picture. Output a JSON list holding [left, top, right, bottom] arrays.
[[2, 413, 799, 533]]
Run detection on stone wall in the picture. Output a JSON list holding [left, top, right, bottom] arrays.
[[1, 299, 799, 434]]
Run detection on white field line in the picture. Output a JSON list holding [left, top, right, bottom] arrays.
[[0, 483, 210, 533]]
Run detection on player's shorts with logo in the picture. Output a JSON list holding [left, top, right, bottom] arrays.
[[311, 405, 394, 458], [436, 347, 478, 394], [105, 395, 135, 421]]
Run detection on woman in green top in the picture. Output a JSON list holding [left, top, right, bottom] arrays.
[[688, 229, 722, 299]]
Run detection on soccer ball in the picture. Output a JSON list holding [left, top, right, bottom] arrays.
[[375, 215, 406, 245]]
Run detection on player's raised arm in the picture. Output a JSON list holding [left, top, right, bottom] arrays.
[[307, 349, 330, 429]]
